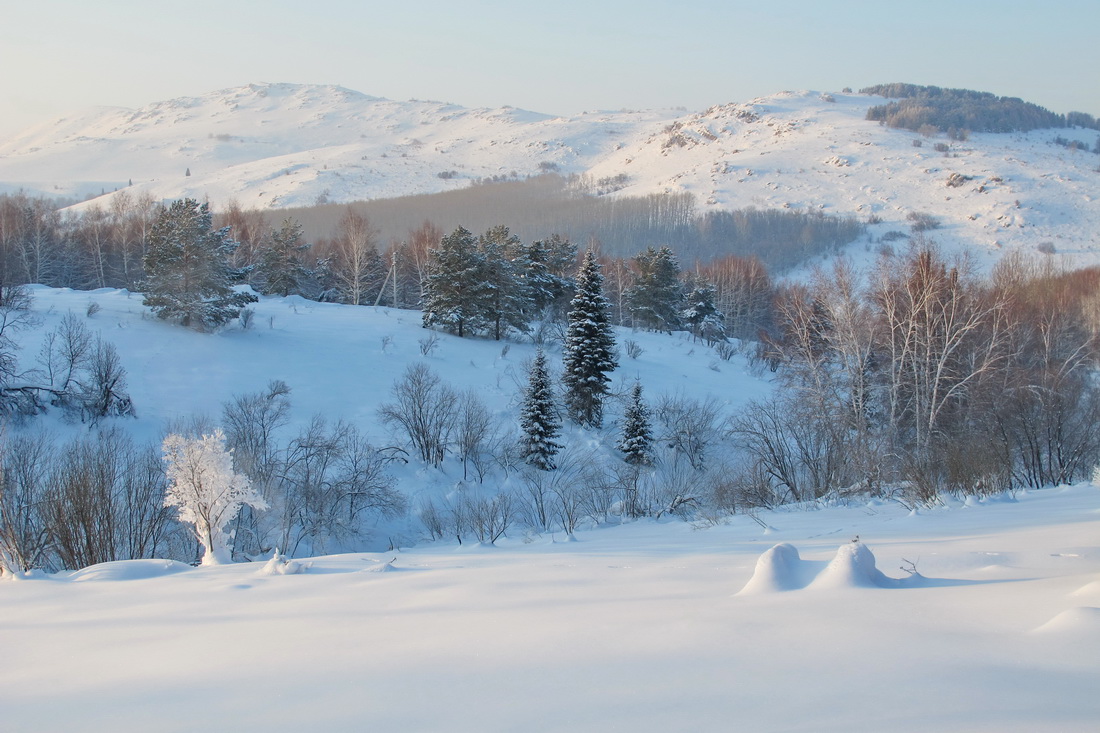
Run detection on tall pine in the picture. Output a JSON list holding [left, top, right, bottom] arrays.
[[142, 198, 256, 331], [519, 349, 562, 470], [563, 250, 617, 428]]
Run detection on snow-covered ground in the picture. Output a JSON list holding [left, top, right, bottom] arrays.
[[0, 287, 1098, 730], [2, 485, 1098, 731]]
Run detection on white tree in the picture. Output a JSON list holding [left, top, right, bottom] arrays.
[[162, 428, 267, 565]]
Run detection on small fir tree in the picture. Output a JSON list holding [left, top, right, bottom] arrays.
[[618, 381, 654, 465], [519, 349, 562, 470], [141, 198, 256, 330], [563, 250, 618, 428]]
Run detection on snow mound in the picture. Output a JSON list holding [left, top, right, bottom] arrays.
[[257, 550, 306, 576], [1033, 606, 1100, 636], [69, 559, 192, 582], [363, 558, 400, 573], [808, 541, 893, 590], [737, 543, 810, 594], [1070, 579, 1100, 599]]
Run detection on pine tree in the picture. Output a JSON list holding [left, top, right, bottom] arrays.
[[626, 246, 683, 332], [524, 234, 577, 319], [422, 227, 487, 338], [563, 250, 618, 428], [141, 198, 256, 331], [618, 381, 654, 465], [519, 349, 562, 470], [258, 218, 311, 297]]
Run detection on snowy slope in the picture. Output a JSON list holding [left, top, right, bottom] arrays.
[[3, 83, 1099, 268], [0, 288, 1097, 731]]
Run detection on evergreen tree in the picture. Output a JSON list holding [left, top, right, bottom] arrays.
[[478, 225, 530, 340], [524, 234, 577, 319], [141, 198, 256, 331], [681, 276, 726, 344], [257, 218, 311, 297], [618, 381, 654, 466], [626, 246, 683, 332], [563, 250, 618, 428], [422, 227, 487, 338], [519, 349, 562, 470]]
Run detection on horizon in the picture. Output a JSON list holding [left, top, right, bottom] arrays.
[[2, 0, 1098, 139]]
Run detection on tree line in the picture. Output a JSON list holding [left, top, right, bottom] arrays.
[[862, 82, 1099, 134]]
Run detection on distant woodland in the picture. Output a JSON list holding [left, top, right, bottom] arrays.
[[862, 83, 1100, 135], [0, 177, 862, 296]]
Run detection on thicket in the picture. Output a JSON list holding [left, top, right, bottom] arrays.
[[744, 248, 1100, 506], [862, 83, 1098, 134], [0, 381, 406, 573]]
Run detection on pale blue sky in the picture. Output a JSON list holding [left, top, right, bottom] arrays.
[[2, 0, 1096, 137]]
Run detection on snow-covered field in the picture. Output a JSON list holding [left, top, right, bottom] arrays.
[[3, 486, 1098, 732], [0, 288, 1098, 731]]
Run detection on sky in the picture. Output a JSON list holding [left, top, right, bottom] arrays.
[[2, 0, 1097, 139]]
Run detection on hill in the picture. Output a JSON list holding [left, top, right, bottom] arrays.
[[2, 83, 1100, 269]]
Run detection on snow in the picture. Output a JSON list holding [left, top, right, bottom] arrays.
[[3, 84, 1099, 270], [0, 286, 1097, 730], [2, 484, 1098, 731]]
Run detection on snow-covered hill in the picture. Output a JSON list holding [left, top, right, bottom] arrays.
[[3, 83, 1100, 267]]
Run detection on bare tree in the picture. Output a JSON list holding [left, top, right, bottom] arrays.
[[0, 432, 54, 574], [330, 209, 383, 305], [378, 363, 458, 467], [463, 492, 516, 544], [454, 389, 498, 482], [275, 417, 404, 556], [654, 393, 722, 471]]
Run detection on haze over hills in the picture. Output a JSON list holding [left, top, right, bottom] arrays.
[[2, 82, 1100, 267]]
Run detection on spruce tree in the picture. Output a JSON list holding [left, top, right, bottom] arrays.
[[258, 218, 311, 297], [626, 246, 683, 332], [563, 250, 618, 428], [142, 198, 256, 331], [519, 349, 562, 470], [618, 381, 654, 466]]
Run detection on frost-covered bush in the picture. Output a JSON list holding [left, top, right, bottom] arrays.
[[162, 429, 268, 565]]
